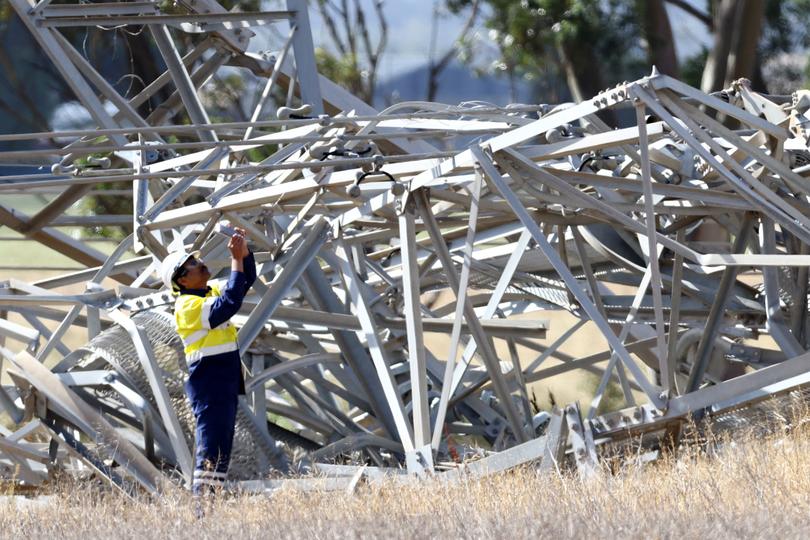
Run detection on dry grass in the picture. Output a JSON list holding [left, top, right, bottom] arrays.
[[4, 414, 810, 539]]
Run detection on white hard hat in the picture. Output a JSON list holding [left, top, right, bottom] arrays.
[[160, 250, 198, 291]]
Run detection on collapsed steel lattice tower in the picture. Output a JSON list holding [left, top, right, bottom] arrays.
[[2, 0, 810, 492]]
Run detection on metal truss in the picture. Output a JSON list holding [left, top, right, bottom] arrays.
[[2, 1, 810, 494]]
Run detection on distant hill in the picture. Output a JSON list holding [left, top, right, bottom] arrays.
[[375, 60, 537, 108]]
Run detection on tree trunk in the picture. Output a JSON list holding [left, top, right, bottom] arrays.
[[701, 0, 765, 93], [700, 0, 738, 93], [725, 0, 765, 88], [640, 0, 679, 78]]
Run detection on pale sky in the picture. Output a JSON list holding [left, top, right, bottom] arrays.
[[288, 1, 714, 84]]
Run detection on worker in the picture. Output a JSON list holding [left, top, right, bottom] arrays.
[[160, 227, 255, 496]]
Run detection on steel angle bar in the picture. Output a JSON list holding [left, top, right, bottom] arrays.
[[431, 171, 483, 450], [35, 2, 160, 18], [685, 216, 754, 393], [141, 147, 230, 223], [0, 287, 117, 307], [0, 436, 50, 476], [521, 122, 666, 161], [128, 36, 214, 112], [8, 0, 127, 142], [285, 0, 323, 114], [568, 225, 637, 405], [107, 310, 193, 480], [442, 431, 554, 481], [39, 419, 132, 496], [298, 264, 399, 438], [655, 91, 809, 215], [0, 369, 24, 425], [580, 112, 670, 185], [35, 305, 82, 363], [22, 185, 93, 235], [0, 205, 122, 275], [224, 213, 276, 252], [523, 320, 587, 374], [398, 204, 430, 450], [145, 48, 230, 128], [275, 374, 363, 439], [0, 434, 48, 463], [249, 355, 269, 437], [635, 103, 670, 392], [332, 241, 415, 452], [52, 32, 155, 136], [149, 25, 217, 143], [245, 24, 297, 141], [487, 97, 601, 153], [237, 217, 328, 351], [9, 351, 163, 494], [537, 408, 568, 474], [414, 187, 528, 443], [633, 85, 810, 242], [265, 398, 333, 435], [0, 439, 47, 486], [666, 229, 686, 395], [520, 332, 686, 385], [448, 230, 532, 398], [478, 148, 664, 409], [665, 91, 810, 198], [310, 433, 404, 462], [758, 219, 804, 357], [661, 348, 810, 421], [650, 74, 788, 138], [587, 268, 655, 419], [174, 0, 253, 51], [36, 10, 293, 28], [499, 148, 810, 267], [549, 169, 756, 210], [0, 318, 39, 347], [507, 336, 534, 441], [33, 257, 150, 290], [247, 353, 342, 392], [565, 403, 598, 478], [207, 137, 311, 206], [789, 243, 810, 346]]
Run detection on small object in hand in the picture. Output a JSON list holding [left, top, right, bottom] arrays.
[[216, 222, 238, 237]]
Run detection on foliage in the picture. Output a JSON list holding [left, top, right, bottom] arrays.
[[448, 0, 810, 101], [312, 0, 387, 104], [446, 0, 645, 101], [79, 181, 132, 240], [680, 48, 709, 89]]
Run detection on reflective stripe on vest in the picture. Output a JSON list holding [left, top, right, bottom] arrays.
[[186, 341, 239, 362]]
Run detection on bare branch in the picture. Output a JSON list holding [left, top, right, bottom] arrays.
[[664, 0, 713, 30], [427, 0, 479, 101], [317, 1, 348, 55], [342, 0, 357, 60]]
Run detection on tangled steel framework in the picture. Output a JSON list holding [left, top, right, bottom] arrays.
[[1, 0, 810, 494]]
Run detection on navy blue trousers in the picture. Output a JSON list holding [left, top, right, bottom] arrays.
[[184, 350, 244, 493]]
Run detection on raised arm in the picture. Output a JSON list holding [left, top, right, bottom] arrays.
[[242, 250, 256, 293], [206, 228, 251, 329]]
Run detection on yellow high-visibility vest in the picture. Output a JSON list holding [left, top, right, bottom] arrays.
[[174, 285, 238, 362]]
